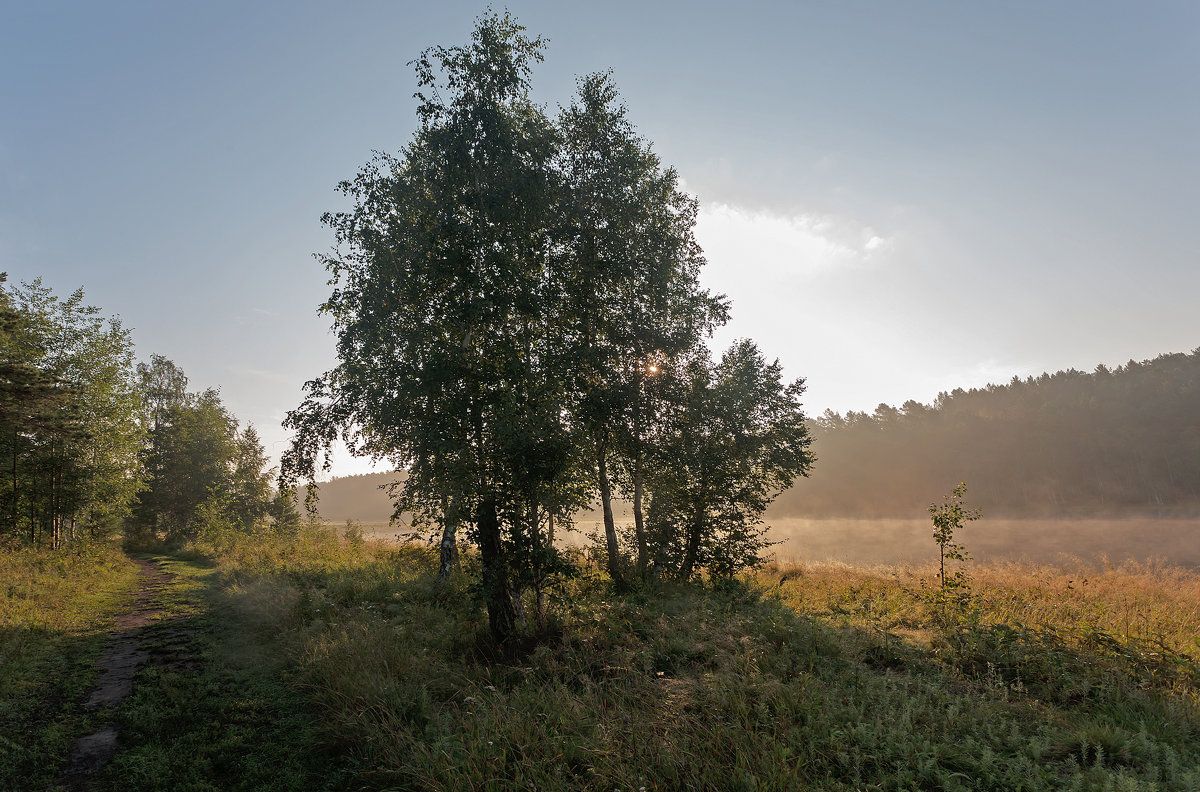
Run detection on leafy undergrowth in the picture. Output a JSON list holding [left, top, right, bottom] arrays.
[[195, 529, 1200, 791], [0, 542, 140, 789]]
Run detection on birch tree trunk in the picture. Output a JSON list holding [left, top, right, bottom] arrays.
[[595, 431, 622, 584], [437, 495, 459, 581], [477, 497, 517, 641]]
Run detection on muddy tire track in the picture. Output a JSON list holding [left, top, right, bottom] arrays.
[[54, 557, 185, 791]]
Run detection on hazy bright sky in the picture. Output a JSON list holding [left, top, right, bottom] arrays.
[[4, 1, 1198, 477]]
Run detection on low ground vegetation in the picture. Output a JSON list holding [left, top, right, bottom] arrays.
[[198, 528, 1200, 790], [6, 528, 1198, 790], [91, 552, 352, 791], [0, 540, 354, 791], [0, 544, 139, 787]]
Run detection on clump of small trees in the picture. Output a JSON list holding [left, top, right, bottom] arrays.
[[0, 276, 144, 547], [128, 355, 295, 544], [282, 14, 815, 640], [0, 273, 297, 549]]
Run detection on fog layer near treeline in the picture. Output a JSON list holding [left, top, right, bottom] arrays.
[[761, 518, 1200, 569], [774, 349, 1200, 519], [299, 473, 403, 523], [310, 349, 1200, 526]]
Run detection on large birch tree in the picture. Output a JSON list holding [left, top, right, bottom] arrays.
[[282, 13, 579, 640], [556, 73, 728, 583], [283, 13, 815, 637]]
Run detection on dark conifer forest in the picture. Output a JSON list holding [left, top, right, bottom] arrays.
[[311, 350, 1200, 523], [775, 349, 1200, 518]]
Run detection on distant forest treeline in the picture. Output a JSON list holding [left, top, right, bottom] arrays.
[[314, 350, 1200, 523], [300, 474, 404, 524], [302, 472, 624, 526], [774, 349, 1200, 518]]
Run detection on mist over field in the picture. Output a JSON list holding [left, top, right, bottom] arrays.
[[760, 517, 1200, 568], [344, 514, 1200, 569], [309, 348, 1200, 569], [327, 481, 1200, 570]]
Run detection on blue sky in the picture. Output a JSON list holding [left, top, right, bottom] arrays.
[[3, 1, 1198, 476]]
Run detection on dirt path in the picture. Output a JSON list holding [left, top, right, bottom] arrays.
[[54, 557, 179, 791]]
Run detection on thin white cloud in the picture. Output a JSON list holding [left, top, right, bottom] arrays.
[[224, 364, 293, 385], [694, 203, 888, 280]]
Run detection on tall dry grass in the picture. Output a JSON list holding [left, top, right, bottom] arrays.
[[0, 542, 139, 633], [0, 542, 141, 788], [766, 557, 1200, 655], [189, 530, 1200, 790]]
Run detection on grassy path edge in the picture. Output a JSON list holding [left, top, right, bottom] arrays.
[[54, 557, 177, 790], [0, 544, 141, 792], [82, 551, 355, 791]]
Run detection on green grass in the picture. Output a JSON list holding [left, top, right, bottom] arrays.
[[90, 553, 356, 791], [194, 531, 1200, 791], [7, 530, 1200, 790], [1, 543, 355, 791], [0, 543, 140, 790]]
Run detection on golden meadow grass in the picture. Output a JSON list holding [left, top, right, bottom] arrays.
[[769, 558, 1200, 655], [0, 543, 139, 634], [186, 528, 1200, 790], [6, 526, 1198, 790], [1, 543, 141, 787]]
